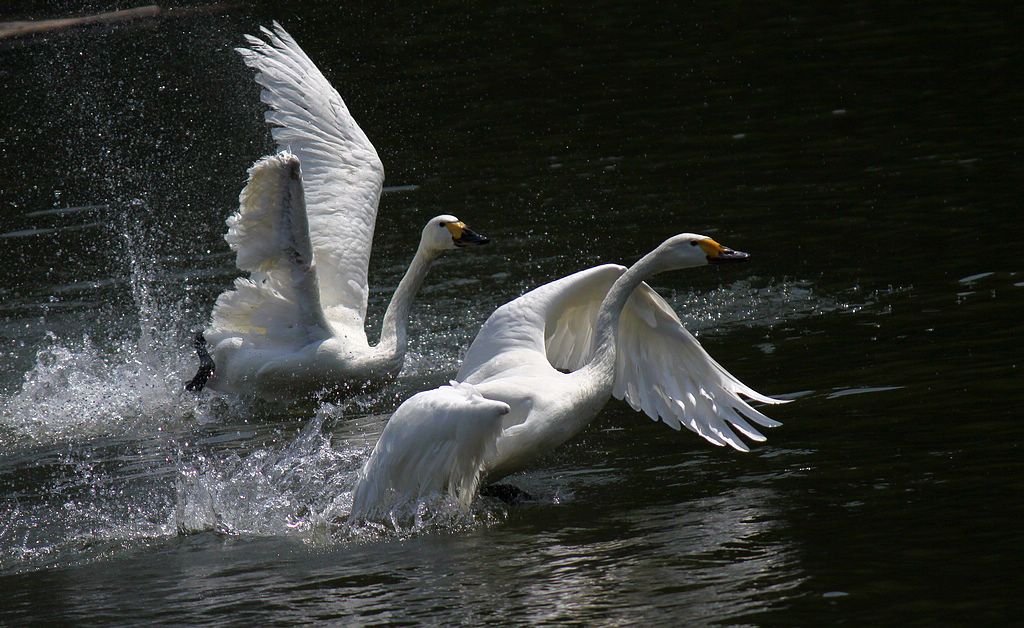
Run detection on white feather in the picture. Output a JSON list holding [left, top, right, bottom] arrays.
[[209, 152, 329, 348], [351, 382, 510, 520], [533, 265, 787, 450], [236, 21, 384, 333]]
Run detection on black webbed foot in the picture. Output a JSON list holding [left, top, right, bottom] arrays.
[[479, 483, 535, 505], [184, 332, 215, 392]]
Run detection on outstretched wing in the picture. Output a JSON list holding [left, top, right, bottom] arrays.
[[206, 152, 330, 347], [609, 285, 787, 451], [350, 383, 509, 519], [458, 265, 626, 383], [237, 22, 384, 335], [492, 264, 786, 451]]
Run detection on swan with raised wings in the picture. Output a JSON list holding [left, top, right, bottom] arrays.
[[351, 233, 787, 515], [186, 24, 488, 398], [461, 233, 786, 481]]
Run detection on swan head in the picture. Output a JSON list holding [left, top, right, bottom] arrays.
[[422, 214, 489, 252], [659, 233, 750, 269]]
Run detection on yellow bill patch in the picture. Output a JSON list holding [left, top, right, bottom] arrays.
[[445, 221, 466, 239], [698, 238, 725, 258]]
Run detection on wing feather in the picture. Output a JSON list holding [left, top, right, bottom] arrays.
[[238, 22, 384, 335], [207, 152, 330, 347], [350, 383, 509, 519], [458, 260, 785, 452], [614, 284, 787, 450], [518, 266, 786, 451]]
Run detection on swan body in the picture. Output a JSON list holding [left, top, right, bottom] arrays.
[[351, 382, 510, 519], [191, 23, 488, 398], [458, 233, 787, 481]]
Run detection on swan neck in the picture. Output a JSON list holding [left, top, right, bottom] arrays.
[[588, 248, 668, 379], [377, 243, 438, 359]]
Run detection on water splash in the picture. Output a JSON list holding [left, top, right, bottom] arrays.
[[173, 411, 360, 540], [1, 402, 509, 575], [666, 278, 870, 335], [0, 210, 214, 446], [173, 408, 508, 544], [1, 333, 186, 442]]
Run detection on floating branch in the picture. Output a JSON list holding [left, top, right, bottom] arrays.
[[0, 4, 237, 40]]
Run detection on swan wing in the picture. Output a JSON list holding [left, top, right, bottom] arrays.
[[238, 22, 384, 335], [351, 382, 509, 519], [483, 264, 786, 451], [610, 283, 788, 451], [207, 152, 330, 347], [458, 264, 626, 383]]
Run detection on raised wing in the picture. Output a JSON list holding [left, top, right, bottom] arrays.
[[350, 382, 509, 520], [458, 265, 625, 383], [539, 266, 787, 451], [610, 285, 786, 451], [238, 22, 384, 335], [207, 152, 330, 347]]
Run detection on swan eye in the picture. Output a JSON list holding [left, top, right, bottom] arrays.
[[438, 221, 447, 228], [689, 240, 699, 246]]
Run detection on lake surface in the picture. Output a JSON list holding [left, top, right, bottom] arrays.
[[1, 1, 1021, 624]]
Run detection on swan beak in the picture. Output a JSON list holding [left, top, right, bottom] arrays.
[[447, 222, 490, 247], [700, 238, 750, 263]]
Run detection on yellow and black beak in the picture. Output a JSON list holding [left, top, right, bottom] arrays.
[[699, 238, 750, 264], [445, 221, 490, 247]]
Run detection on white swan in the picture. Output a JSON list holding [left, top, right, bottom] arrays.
[[351, 233, 787, 514], [186, 23, 488, 398], [460, 232, 786, 477], [351, 382, 510, 520], [463, 233, 787, 481]]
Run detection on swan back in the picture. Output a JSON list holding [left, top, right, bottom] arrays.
[[458, 265, 625, 384], [351, 382, 510, 519]]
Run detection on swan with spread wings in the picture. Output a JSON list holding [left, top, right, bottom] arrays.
[[460, 233, 786, 481], [350, 233, 787, 517], [186, 24, 487, 398]]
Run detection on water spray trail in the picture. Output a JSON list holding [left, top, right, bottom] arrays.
[[0, 202, 217, 445]]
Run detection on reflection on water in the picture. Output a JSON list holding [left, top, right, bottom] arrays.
[[495, 486, 802, 624]]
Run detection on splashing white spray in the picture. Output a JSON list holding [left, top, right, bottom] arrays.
[[0, 207, 214, 444]]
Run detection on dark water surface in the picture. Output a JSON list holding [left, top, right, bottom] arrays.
[[1, 1, 1021, 624]]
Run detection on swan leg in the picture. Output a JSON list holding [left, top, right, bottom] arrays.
[[479, 483, 535, 505], [184, 332, 215, 392]]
